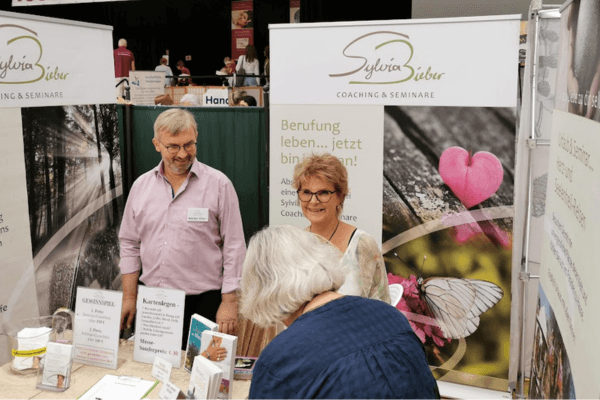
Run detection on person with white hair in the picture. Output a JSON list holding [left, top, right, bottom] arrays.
[[114, 38, 135, 98], [240, 225, 440, 399]]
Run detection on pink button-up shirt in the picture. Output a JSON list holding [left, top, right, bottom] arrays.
[[119, 159, 246, 294]]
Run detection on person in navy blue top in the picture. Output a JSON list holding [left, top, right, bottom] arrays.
[[240, 226, 439, 399]]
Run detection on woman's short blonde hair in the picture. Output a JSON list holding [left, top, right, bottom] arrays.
[[240, 225, 346, 328], [292, 153, 349, 216]]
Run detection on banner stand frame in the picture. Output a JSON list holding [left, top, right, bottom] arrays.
[[513, 3, 561, 398]]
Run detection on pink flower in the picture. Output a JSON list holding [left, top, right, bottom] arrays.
[[387, 273, 450, 347]]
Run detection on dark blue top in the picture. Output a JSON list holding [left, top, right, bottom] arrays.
[[249, 296, 440, 399]]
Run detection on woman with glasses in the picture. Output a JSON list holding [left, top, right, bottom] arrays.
[[292, 153, 390, 303]]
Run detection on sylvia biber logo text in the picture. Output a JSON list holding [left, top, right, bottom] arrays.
[[0, 24, 69, 100], [330, 31, 444, 86]]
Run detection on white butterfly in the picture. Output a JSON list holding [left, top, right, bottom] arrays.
[[418, 276, 503, 339], [394, 254, 504, 339]]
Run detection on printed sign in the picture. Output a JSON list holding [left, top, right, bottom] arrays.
[[129, 70, 166, 105], [73, 287, 122, 369], [0, 11, 114, 107], [134, 286, 185, 368], [537, 110, 600, 398], [203, 88, 229, 107], [0, 109, 40, 366]]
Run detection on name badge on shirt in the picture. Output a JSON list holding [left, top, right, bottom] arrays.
[[187, 207, 209, 222]]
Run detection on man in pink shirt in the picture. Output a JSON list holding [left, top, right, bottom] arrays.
[[119, 108, 246, 344], [114, 38, 135, 98]]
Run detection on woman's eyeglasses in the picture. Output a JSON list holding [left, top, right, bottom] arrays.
[[297, 189, 336, 203]]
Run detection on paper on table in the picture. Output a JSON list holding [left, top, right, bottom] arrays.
[[77, 374, 157, 400], [151, 356, 172, 382]]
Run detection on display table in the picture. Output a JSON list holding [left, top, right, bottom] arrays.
[[0, 339, 251, 399]]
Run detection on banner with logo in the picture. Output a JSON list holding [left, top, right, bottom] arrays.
[[0, 11, 121, 368], [270, 16, 518, 106], [231, 0, 253, 62], [0, 11, 114, 108], [270, 15, 520, 394], [530, 1, 600, 397]]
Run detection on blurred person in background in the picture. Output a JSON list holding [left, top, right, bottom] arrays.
[[155, 58, 174, 87]]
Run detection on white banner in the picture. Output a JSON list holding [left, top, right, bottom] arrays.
[[0, 11, 114, 107], [13, 0, 136, 5], [537, 109, 600, 399], [0, 108, 40, 367], [270, 15, 520, 106], [270, 105, 383, 244]]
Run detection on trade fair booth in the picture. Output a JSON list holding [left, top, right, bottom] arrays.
[[0, 0, 599, 398]]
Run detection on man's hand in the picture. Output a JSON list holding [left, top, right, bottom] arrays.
[[216, 292, 238, 335], [120, 271, 139, 330], [121, 297, 136, 331]]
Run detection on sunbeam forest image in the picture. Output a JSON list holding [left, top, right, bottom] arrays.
[[21, 104, 124, 315]]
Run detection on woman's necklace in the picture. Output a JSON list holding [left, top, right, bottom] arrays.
[[311, 220, 340, 241]]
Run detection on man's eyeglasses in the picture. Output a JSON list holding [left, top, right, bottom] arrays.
[[297, 189, 337, 203], [158, 139, 196, 154]]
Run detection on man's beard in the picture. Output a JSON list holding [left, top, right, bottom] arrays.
[[167, 157, 193, 174]]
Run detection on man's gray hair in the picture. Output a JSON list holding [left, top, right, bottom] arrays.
[[240, 225, 346, 328], [118, 38, 127, 47], [153, 108, 198, 139]]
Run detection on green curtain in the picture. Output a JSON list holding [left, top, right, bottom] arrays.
[[118, 105, 268, 242]]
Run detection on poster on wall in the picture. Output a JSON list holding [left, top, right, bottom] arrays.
[[290, 0, 300, 23], [0, 11, 115, 107], [270, 15, 520, 393], [231, 0, 253, 61], [0, 11, 119, 367], [530, 0, 600, 397]]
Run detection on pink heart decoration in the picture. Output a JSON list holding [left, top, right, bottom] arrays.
[[451, 221, 511, 249], [439, 147, 503, 209]]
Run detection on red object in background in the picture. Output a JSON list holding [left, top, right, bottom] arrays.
[[231, 0, 253, 61]]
